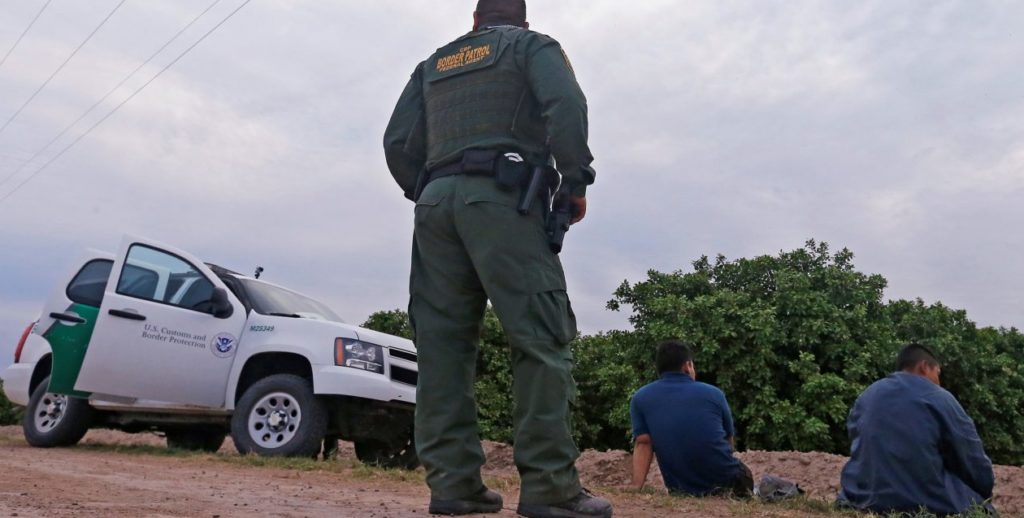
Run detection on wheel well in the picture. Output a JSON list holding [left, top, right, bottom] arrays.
[[235, 353, 313, 404], [30, 354, 52, 395]]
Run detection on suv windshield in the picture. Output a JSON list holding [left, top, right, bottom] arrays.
[[238, 278, 344, 322]]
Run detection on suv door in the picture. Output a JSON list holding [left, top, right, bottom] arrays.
[[73, 236, 247, 408]]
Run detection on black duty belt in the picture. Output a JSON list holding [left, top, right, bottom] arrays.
[[414, 149, 533, 201], [430, 149, 501, 179], [427, 160, 486, 182]]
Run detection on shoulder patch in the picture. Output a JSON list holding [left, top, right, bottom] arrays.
[[437, 42, 494, 73], [560, 48, 576, 76], [426, 31, 505, 83]]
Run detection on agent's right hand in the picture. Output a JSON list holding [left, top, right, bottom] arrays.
[[569, 196, 587, 225]]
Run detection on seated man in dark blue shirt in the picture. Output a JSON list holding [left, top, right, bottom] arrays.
[[837, 344, 996, 516], [629, 340, 753, 496]]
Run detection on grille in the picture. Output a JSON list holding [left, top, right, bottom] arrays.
[[389, 349, 417, 362], [390, 365, 418, 386]]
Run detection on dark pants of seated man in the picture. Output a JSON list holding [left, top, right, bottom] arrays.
[[669, 460, 754, 498]]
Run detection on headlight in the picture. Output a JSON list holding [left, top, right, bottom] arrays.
[[335, 338, 384, 374]]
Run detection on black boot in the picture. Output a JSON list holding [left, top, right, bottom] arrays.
[[516, 489, 613, 518], [429, 486, 504, 515]]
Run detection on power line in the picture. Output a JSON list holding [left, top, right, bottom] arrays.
[[0, 0, 253, 206], [0, 0, 128, 138], [0, 0, 224, 190], [0, 0, 53, 71]]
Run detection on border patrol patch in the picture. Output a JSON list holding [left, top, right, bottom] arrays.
[[427, 32, 503, 82], [437, 43, 493, 73]]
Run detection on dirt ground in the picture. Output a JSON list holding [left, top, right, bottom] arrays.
[[0, 426, 1020, 517]]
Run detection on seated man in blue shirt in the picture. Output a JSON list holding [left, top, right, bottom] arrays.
[[837, 344, 997, 516], [629, 340, 753, 496]]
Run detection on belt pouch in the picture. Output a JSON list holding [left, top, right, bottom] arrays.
[[495, 157, 528, 190], [461, 149, 498, 174]]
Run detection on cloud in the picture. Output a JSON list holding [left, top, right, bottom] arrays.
[[1, 0, 1023, 374]]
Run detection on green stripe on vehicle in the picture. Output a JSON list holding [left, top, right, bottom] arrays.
[[45, 303, 98, 397]]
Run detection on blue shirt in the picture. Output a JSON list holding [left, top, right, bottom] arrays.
[[630, 372, 742, 495], [838, 372, 995, 515]]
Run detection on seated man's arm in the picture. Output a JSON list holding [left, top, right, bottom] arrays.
[[629, 394, 653, 490], [936, 393, 995, 499], [632, 434, 654, 489]]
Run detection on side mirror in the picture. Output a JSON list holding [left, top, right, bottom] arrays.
[[210, 287, 234, 319]]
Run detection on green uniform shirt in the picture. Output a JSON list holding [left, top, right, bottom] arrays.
[[384, 26, 595, 199]]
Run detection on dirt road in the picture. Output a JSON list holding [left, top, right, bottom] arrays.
[[0, 426, 1020, 517]]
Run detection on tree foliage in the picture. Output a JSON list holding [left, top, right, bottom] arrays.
[[0, 381, 22, 426], [361, 307, 515, 442], [610, 240, 1024, 464], [363, 241, 1024, 465]]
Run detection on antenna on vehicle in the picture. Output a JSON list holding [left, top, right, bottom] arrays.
[[254, 266, 264, 279]]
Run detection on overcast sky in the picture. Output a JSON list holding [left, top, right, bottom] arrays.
[[0, 1, 1022, 370]]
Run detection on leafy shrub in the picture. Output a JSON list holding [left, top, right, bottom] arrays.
[[362, 240, 1024, 465], [362, 307, 616, 446], [887, 299, 1024, 465], [362, 307, 515, 442], [0, 381, 23, 425], [610, 240, 1024, 464]]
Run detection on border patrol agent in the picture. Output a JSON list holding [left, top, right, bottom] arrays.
[[383, 1, 610, 517]]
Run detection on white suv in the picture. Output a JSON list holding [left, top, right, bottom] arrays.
[[1, 235, 418, 468]]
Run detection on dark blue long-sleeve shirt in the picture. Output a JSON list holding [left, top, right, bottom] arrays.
[[630, 373, 742, 495], [837, 372, 995, 515]]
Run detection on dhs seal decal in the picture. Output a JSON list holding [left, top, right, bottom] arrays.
[[211, 332, 237, 358]]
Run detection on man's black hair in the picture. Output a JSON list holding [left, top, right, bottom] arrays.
[[475, 0, 527, 27], [895, 343, 940, 371], [656, 340, 694, 375]]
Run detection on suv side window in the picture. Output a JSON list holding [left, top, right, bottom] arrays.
[[66, 259, 114, 307], [119, 264, 159, 299], [117, 245, 215, 312]]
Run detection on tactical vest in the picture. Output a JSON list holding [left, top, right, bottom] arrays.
[[421, 27, 536, 169]]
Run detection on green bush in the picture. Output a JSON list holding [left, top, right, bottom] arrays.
[[361, 307, 515, 442], [362, 241, 1024, 465], [0, 381, 24, 425], [608, 240, 896, 454], [886, 299, 1024, 466], [571, 331, 645, 450], [609, 240, 1024, 465]]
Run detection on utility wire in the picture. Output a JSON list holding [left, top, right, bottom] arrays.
[[0, 0, 128, 138], [0, 0, 53, 71], [0, 0, 224, 190], [0, 0, 253, 205]]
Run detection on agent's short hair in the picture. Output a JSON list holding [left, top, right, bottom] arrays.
[[895, 343, 940, 371], [656, 340, 694, 375], [475, 0, 527, 26]]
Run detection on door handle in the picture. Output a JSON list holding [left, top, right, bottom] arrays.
[[50, 312, 86, 324], [108, 309, 146, 321]]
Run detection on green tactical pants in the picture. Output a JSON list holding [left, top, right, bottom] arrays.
[[410, 174, 583, 505]]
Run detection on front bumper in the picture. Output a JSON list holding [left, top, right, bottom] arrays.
[[313, 364, 416, 405]]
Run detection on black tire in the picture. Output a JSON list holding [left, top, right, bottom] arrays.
[[230, 374, 327, 457], [354, 432, 420, 470], [166, 428, 227, 452], [22, 376, 93, 448]]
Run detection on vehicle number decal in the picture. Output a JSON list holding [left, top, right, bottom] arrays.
[[249, 325, 275, 332]]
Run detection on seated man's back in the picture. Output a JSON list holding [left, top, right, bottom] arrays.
[[630, 340, 750, 496], [838, 344, 995, 515]]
